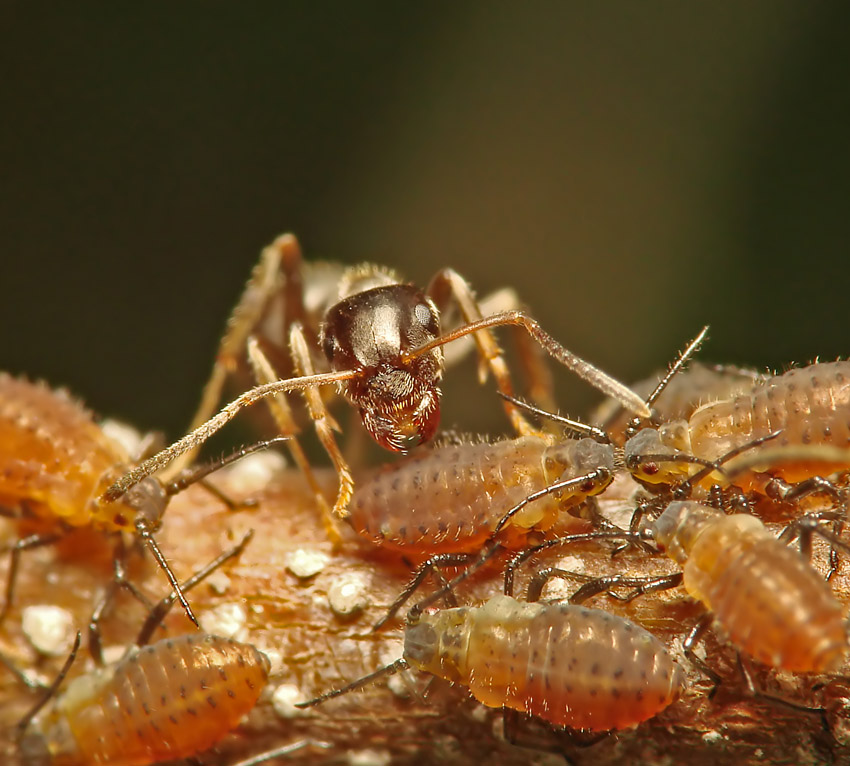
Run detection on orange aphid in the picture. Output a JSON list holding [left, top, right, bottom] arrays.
[[21, 633, 270, 766], [348, 435, 613, 555], [653, 500, 847, 672]]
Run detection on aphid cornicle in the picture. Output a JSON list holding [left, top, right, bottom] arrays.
[[626, 361, 850, 496], [300, 594, 685, 732], [0, 374, 272, 625], [20, 633, 271, 766], [653, 500, 847, 672], [106, 233, 649, 523], [348, 434, 615, 555]]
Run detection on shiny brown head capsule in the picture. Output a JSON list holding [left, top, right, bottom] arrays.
[[321, 284, 443, 451]]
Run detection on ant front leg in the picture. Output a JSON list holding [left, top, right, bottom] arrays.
[[427, 268, 539, 437], [289, 322, 352, 532], [170, 234, 305, 477]]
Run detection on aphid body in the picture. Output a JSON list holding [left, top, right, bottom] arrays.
[[348, 435, 615, 554], [405, 594, 685, 731], [653, 500, 847, 672], [626, 362, 850, 493], [22, 633, 271, 766], [0, 374, 166, 535]]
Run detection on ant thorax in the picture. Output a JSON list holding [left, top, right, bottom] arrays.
[[321, 284, 444, 452]]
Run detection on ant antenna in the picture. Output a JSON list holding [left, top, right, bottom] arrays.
[[103, 370, 357, 502], [498, 393, 609, 442]]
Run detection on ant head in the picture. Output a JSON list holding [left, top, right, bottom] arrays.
[[322, 285, 444, 452]]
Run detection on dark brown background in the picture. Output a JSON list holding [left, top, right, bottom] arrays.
[[2, 3, 848, 441]]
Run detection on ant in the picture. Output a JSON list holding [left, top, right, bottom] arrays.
[[106, 233, 648, 531]]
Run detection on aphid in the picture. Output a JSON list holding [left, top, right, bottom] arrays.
[[625, 361, 850, 497], [18, 633, 271, 766], [0, 374, 282, 625], [653, 500, 847, 673], [348, 434, 616, 556], [106, 233, 648, 521], [298, 592, 685, 733]]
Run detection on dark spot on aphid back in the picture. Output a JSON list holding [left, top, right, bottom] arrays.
[[207, 695, 217, 708]]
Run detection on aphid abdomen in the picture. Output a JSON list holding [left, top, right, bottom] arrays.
[[348, 437, 552, 554], [51, 634, 270, 766], [0, 375, 132, 529], [410, 596, 685, 731], [684, 517, 846, 672], [688, 362, 850, 468]]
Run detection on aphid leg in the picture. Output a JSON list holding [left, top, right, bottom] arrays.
[[564, 572, 684, 606], [89, 539, 156, 665], [502, 709, 608, 762], [228, 740, 333, 766], [290, 322, 351, 531], [15, 631, 81, 741], [247, 338, 337, 525], [0, 651, 45, 691], [296, 658, 410, 709], [683, 613, 722, 691], [0, 531, 63, 626], [373, 552, 479, 631], [135, 529, 254, 646], [736, 653, 829, 724], [780, 510, 848, 581], [168, 233, 303, 477]]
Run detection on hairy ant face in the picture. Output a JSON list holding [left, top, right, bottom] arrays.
[[321, 284, 444, 452]]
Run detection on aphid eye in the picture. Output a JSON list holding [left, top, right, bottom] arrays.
[[580, 480, 595, 492], [642, 462, 659, 476]]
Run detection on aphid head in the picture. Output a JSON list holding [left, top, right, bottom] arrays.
[[322, 285, 444, 452], [652, 500, 717, 564], [543, 439, 616, 497], [404, 620, 439, 668], [121, 476, 169, 530], [623, 425, 693, 488]]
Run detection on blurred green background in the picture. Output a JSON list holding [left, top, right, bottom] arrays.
[[2, 3, 848, 442]]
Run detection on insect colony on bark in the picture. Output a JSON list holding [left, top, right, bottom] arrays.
[[2, 233, 849, 763]]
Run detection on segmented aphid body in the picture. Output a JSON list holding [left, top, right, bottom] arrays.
[[594, 362, 766, 445], [626, 362, 850, 493], [653, 501, 847, 672], [23, 634, 271, 766], [404, 595, 685, 731], [348, 435, 614, 554], [0, 374, 165, 534]]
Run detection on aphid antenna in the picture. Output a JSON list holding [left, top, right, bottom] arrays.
[[498, 392, 609, 442], [227, 740, 333, 766], [623, 325, 709, 437], [163, 436, 291, 497], [404, 310, 651, 418], [134, 529, 254, 648], [15, 632, 82, 741], [295, 658, 410, 709], [492, 470, 611, 536], [133, 520, 198, 627], [675, 429, 785, 491], [103, 370, 358, 502]]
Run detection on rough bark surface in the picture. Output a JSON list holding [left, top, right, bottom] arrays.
[[1, 464, 848, 766]]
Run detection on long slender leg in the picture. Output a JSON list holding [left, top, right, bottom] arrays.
[[0, 532, 63, 625], [247, 337, 338, 542], [168, 233, 303, 477], [428, 269, 538, 436], [289, 323, 352, 527], [683, 613, 722, 690]]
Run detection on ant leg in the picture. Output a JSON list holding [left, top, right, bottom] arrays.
[[135, 529, 254, 646], [0, 531, 63, 626], [427, 269, 538, 437], [683, 613, 722, 692], [373, 552, 478, 631], [247, 338, 337, 528], [290, 322, 351, 532], [170, 233, 303, 476]]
